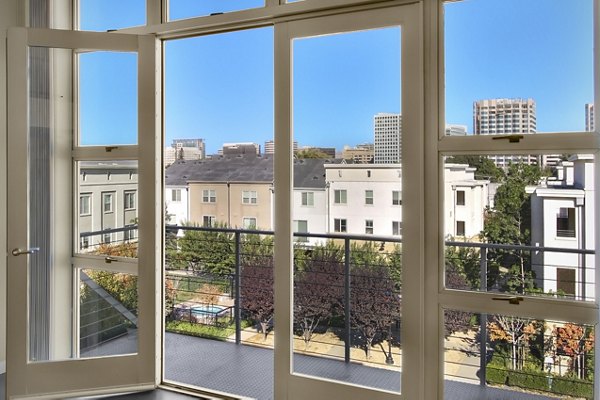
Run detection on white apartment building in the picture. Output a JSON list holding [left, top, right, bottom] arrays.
[[586, 103, 595, 132], [326, 163, 489, 240], [374, 113, 402, 164], [444, 164, 490, 239], [445, 124, 468, 136], [165, 185, 189, 226], [78, 161, 138, 250], [528, 155, 595, 300], [473, 98, 545, 168]]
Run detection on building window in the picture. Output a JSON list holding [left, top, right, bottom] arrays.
[[172, 189, 182, 202], [124, 191, 136, 210], [102, 193, 114, 213], [456, 220, 465, 237], [456, 190, 465, 206], [203, 215, 216, 227], [203, 189, 216, 203], [365, 219, 373, 234], [124, 224, 137, 241], [334, 218, 347, 233], [556, 268, 576, 297], [334, 189, 347, 204], [80, 236, 89, 250], [294, 220, 308, 242], [392, 221, 402, 236], [242, 217, 257, 229], [79, 194, 91, 216], [103, 233, 112, 244], [301, 191, 314, 206], [242, 190, 258, 204], [392, 190, 401, 205], [365, 190, 374, 205], [556, 207, 576, 237]]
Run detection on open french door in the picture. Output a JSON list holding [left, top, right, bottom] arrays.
[[6, 27, 160, 399]]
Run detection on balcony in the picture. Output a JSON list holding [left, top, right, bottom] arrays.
[[76, 226, 594, 400]]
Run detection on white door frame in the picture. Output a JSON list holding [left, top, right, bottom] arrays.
[[6, 27, 161, 399], [273, 4, 423, 399]]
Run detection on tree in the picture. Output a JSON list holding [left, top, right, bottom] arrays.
[[295, 148, 330, 159], [443, 262, 473, 337], [174, 223, 235, 274], [240, 234, 275, 340], [488, 315, 538, 370], [294, 247, 344, 349], [554, 323, 594, 379], [482, 162, 544, 294], [348, 262, 401, 358]]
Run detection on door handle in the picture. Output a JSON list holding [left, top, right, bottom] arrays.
[[492, 296, 524, 305], [11, 247, 40, 256]]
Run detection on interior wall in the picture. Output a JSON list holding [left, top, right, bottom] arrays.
[[1, 0, 24, 375]]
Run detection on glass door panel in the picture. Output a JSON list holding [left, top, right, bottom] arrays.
[[6, 28, 158, 399], [291, 26, 402, 392], [278, 4, 422, 399]]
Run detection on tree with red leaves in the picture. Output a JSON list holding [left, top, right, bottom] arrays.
[[554, 323, 594, 379]]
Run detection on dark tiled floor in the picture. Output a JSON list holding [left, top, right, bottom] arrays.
[[0, 332, 564, 400]]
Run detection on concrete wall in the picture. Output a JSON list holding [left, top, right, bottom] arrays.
[[1, 0, 23, 375]]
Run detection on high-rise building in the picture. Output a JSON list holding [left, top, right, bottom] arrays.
[[264, 140, 298, 155], [342, 143, 374, 164], [586, 103, 595, 132], [473, 98, 540, 168], [445, 124, 468, 136], [164, 138, 206, 165], [222, 142, 261, 155], [374, 113, 402, 164]]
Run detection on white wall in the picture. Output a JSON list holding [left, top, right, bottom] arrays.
[[293, 188, 327, 245], [165, 186, 189, 226], [1, 0, 23, 375]]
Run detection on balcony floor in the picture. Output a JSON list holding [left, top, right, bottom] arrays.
[[0, 332, 565, 400]]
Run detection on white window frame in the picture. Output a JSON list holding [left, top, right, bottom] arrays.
[[242, 190, 257, 204], [202, 215, 216, 227], [79, 193, 91, 216], [365, 189, 374, 205], [392, 190, 401, 205], [365, 219, 374, 234], [242, 217, 257, 229], [202, 189, 216, 203], [124, 190, 136, 210], [102, 192, 114, 213], [301, 191, 314, 206], [171, 188, 182, 202], [334, 189, 347, 204]]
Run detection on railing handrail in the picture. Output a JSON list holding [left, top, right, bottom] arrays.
[[81, 224, 595, 255]]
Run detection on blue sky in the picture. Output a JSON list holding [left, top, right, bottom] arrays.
[[79, 0, 594, 151]]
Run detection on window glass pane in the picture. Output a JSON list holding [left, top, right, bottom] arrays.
[[168, 0, 264, 22], [77, 161, 138, 258], [79, 0, 145, 31], [80, 269, 138, 357], [292, 26, 402, 391], [164, 27, 274, 400], [443, 310, 595, 400], [443, 153, 595, 302], [445, 0, 594, 134], [79, 52, 137, 145]]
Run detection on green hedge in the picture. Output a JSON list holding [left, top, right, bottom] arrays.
[[551, 376, 593, 399], [486, 362, 593, 399]]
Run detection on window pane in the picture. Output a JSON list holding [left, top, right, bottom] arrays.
[[80, 269, 138, 357], [443, 310, 594, 400], [163, 30, 273, 398], [77, 161, 138, 258], [79, 52, 138, 145], [445, 0, 594, 134], [443, 153, 595, 302], [292, 26, 402, 392], [168, 0, 264, 22], [79, 0, 145, 31]]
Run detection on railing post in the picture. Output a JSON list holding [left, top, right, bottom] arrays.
[[344, 237, 351, 363], [480, 246, 488, 387], [235, 231, 242, 345]]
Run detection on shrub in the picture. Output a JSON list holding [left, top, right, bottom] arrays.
[[506, 369, 549, 392], [551, 376, 593, 399], [486, 364, 508, 385]]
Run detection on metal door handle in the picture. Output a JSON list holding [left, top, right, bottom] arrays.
[[11, 247, 40, 256]]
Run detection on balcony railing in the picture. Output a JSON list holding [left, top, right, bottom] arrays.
[[79, 225, 596, 399]]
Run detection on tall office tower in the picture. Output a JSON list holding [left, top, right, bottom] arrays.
[[586, 103, 595, 132], [264, 140, 298, 154], [374, 113, 402, 164], [473, 98, 539, 168]]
